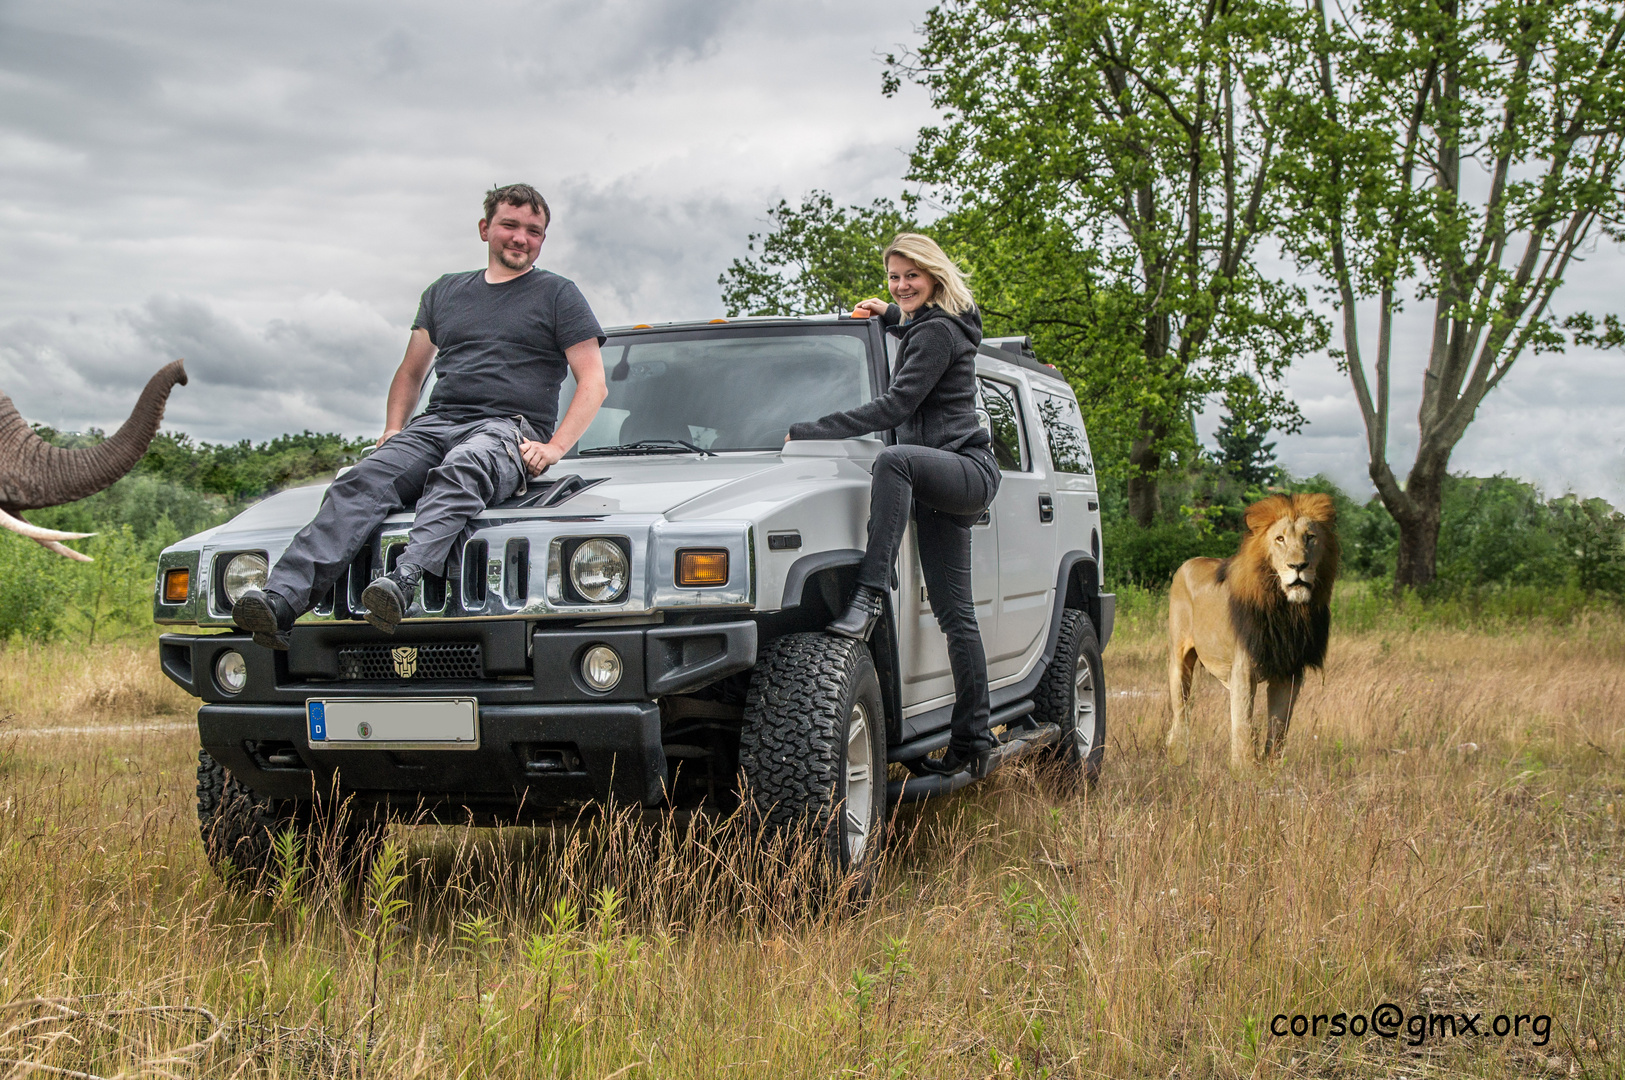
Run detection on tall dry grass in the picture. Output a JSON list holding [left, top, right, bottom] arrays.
[[0, 605, 1621, 1078], [0, 637, 194, 728]]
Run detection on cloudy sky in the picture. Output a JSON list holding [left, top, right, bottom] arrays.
[[1, 0, 1620, 503]]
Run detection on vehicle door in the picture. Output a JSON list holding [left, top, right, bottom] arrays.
[[978, 371, 1056, 682], [1030, 385, 1101, 571]]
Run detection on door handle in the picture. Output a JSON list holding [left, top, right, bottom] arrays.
[[1038, 494, 1054, 523]]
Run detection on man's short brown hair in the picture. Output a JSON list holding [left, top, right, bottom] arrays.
[[483, 183, 551, 229]]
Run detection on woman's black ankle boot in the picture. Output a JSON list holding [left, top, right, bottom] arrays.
[[916, 737, 996, 778], [827, 584, 885, 640]]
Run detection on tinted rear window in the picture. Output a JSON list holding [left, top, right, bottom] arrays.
[[1034, 391, 1093, 474]]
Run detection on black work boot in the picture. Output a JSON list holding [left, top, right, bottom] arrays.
[[233, 588, 297, 651], [915, 736, 997, 779], [826, 584, 885, 641], [361, 564, 423, 634]]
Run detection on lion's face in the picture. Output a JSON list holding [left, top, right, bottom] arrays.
[[1261, 514, 1330, 604]]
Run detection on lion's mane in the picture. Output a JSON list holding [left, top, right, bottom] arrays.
[[1213, 493, 1340, 682]]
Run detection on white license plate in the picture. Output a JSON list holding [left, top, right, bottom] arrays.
[[307, 698, 479, 749]]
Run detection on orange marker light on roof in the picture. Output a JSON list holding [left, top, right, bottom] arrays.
[[633, 323, 651, 329], [708, 318, 728, 324]]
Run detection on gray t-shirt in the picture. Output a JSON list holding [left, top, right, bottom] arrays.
[[412, 268, 605, 440]]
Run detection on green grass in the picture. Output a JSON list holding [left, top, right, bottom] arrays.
[[0, 609, 1622, 1077]]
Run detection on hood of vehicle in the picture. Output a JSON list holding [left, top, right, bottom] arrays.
[[182, 441, 888, 545], [190, 452, 797, 542], [530, 453, 787, 516]]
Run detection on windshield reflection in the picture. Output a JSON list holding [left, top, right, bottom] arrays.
[[559, 330, 874, 455]]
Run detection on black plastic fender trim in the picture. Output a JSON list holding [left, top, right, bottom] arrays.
[[778, 548, 864, 609], [1050, 552, 1113, 655]]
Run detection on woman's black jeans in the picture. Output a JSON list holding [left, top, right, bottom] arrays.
[[857, 443, 1001, 750]]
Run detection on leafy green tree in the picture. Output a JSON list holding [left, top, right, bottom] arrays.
[[1549, 494, 1625, 593], [1213, 375, 1281, 488], [1273, 0, 1625, 589], [932, 210, 1160, 488], [887, 0, 1325, 524], [1436, 475, 1568, 588], [718, 192, 916, 316], [0, 534, 76, 640]]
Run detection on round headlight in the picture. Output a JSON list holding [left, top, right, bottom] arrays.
[[214, 650, 247, 695], [570, 539, 628, 603], [580, 645, 623, 691], [223, 552, 269, 605]]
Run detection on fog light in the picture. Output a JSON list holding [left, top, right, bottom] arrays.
[[162, 567, 191, 604], [676, 549, 729, 587], [580, 645, 622, 691], [223, 552, 269, 605], [214, 650, 247, 695]]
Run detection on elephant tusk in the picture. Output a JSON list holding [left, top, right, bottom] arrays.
[[0, 506, 95, 543], [36, 538, 94, 562]]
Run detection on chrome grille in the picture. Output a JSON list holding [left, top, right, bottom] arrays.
[[336, 642, 483, 681]]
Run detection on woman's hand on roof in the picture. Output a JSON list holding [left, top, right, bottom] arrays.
[[850, 298, 888, 319]]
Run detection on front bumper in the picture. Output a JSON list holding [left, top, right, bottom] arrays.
[[160, 619, 758, 810], [198, 701, 665, 809]]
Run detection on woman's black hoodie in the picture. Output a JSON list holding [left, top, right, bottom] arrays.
[[787, 303, 991, 453]]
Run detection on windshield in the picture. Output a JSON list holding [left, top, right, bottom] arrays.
[[556, 328, 875, 454]]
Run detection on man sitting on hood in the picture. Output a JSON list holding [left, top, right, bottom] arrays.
[[233, 183, 607, 647]]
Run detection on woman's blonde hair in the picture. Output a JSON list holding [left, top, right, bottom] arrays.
[[884, 233, 975, 317]]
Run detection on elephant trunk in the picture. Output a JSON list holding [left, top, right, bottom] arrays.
[[0, 360, 188, 511]]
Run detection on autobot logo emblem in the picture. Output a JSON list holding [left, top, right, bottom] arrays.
[[392, 646, 418, 678]]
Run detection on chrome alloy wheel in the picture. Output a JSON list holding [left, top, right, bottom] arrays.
[[1073, 650, 1097, 758], [843, 702, 874, 863]]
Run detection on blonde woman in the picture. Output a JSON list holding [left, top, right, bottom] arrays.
[[786, 233, 1001, 776]]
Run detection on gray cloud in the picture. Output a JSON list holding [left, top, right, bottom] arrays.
[[2, 0, 1619, 506], [0, 0, 929, 445]]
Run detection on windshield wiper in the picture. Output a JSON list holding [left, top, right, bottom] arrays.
[[577, 439, 715, 458]]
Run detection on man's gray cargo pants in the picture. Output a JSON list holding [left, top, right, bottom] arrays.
[[264, 413, 534, 613]]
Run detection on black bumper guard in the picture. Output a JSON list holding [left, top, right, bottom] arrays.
[[160, 620, 758, 809]]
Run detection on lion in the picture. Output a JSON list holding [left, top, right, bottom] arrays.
[[1165, 493, 1339, 770]]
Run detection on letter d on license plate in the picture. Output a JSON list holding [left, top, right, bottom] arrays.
[[307, 698, 479, 749]]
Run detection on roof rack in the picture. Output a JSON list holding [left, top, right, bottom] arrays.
[[979, 335, 1069, 386]]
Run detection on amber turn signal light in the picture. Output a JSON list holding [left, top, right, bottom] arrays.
[[676, 549, 729, 588], [162, 567, 191, 604]]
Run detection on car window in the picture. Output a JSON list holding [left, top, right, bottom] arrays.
[[977, 376, 1028, 472], [1034, 390, 1093, 475], [558, 331, 873, 452]]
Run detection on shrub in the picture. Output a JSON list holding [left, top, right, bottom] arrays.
[[1103, 520, 1240, 589]]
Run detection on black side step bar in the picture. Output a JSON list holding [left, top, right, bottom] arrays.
[[886, 717, 1061, 805], [888, 699, 1035, 763]]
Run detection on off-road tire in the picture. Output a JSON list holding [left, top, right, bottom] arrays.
[[738, 633, 887, 894], [197, 750, 378, 887], [197, 749, 295, 883], [1032, 609, 1106, 790]]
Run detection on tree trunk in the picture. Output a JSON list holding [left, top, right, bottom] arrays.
[[1126, 310, 1174, 528], [1126, 415, 1161, 527], [1389, 456, 1446, 593]]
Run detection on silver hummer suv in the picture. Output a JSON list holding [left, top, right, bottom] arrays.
[[154, 315, 1113, 883]]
